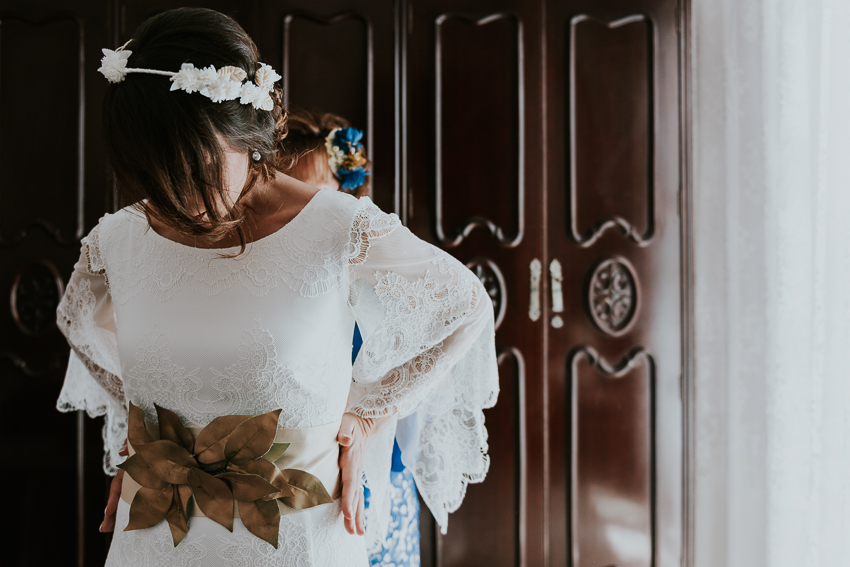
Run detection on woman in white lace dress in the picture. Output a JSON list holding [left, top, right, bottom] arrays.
[[56, 8, 498, 566]]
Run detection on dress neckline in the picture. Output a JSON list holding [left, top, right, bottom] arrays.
[[144, 189, 326, 254]]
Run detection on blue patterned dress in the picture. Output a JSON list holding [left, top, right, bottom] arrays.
[[353, 325, 421, 567]]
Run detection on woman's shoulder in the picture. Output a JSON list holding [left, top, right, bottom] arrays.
[[82, 204, 147, 247], [316, 189, 398, 227]]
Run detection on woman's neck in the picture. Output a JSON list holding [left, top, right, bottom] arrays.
[[147, 172, 321, 249]]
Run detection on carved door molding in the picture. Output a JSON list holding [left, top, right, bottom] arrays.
[[545, 1, 688, 566]]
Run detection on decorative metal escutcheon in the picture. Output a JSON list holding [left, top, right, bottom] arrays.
[[587, 257, 639, 336], [11, 261, 65, 337], [467, 257, 507, 331]]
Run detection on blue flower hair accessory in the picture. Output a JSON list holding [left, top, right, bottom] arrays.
[[324, 127, 370, 189]]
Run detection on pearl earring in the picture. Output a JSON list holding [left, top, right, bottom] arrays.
[[251, 150, 261, 161]]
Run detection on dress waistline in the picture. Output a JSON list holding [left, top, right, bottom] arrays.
[[121, 420, 342, 518]]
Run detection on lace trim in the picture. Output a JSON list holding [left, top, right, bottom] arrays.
[[56, 276, 127, 474], [350, 251, 497, 532], [345, 199, 400, 266], [82, 224, 108, 275], [351, 344, 446, 419], [412, 405, 491, 530], [56, 278, 124, 406], [350, 249, 481, 404]]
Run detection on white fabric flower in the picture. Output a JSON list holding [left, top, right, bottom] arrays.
[[201, 78, 242, 103], [98, 48, 132, 83], [98, 45, 281, 112], [324, 129, 346, 172], [254, 63, 281, 90], [170, 63, 203, 93], [239, 82, 274, 111]]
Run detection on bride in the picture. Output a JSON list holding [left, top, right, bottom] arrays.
[[56, 7, 498, 566]]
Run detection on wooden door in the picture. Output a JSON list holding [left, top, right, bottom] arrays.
[[252, 0, 400, 214], [0, 0, 116, 564], [405, 1, 546, 565], [544, 1, 685, 566], [0, 0, 690, 564]]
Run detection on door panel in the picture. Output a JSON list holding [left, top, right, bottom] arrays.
[[407, 1, 545, 566], [545, 1, 683, 566], [255, 0, 399, 214], [0, 0, 115, 564]]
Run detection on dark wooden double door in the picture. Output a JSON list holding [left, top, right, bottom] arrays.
[[0, 0, 688, 565]]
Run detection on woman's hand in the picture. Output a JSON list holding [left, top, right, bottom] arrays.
[[100, 440, 129, 532], [336, 412, 388, 536]]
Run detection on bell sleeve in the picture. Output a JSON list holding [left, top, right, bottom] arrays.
[[56, 224, 127, 475], [344, 197, 499, 537]]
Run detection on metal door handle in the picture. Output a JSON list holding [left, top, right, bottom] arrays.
[[550, 259, 564, 313], [529, 259, 541, 321], [550, 259, 564, 328]]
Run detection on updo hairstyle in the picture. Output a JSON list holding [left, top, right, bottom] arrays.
[[281, 108, 371, 198]]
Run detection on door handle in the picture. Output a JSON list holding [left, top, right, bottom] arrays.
[[550, 259, 564, 313], [550, 259, 564, 328], [529, 259, 541, 321]]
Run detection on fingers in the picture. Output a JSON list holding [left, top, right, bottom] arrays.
[[356, 484, 365, 536], [336, 413, 357, 447], [337, 413, 369, 535], [119, 439, 129, 457], [339, 445, 359, 535], [342, 480, 365, 536], [100, 469, 124, 533], [340, 469, 357, 535]]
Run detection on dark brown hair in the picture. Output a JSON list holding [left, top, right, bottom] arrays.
[[102, 8, 292, 251], [281, 107, 371, 198]]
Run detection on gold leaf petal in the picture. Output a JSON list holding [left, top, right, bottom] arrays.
[[254, 66, 273, 89], [176, 484, 193, 522], [218, 65, 247, 82], [134, 440, 197, 485], [117, 453, 168, 489], [278, 469, 333, 510], [187, 468, 234, 531], [155, 404, 194, 452], [127, 402, 153, 449], [125, 485, 172, 531], [261, 442, 290, 463], [231, 458, 294, 499], [217, 472, 279, 502], [238, 499, 280, 548], [194, 415, 252, 464], [165, 486, 190, 547], [224, 409, 282, 465]]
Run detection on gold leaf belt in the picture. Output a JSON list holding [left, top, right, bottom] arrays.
[[119, 403, 341, 549]]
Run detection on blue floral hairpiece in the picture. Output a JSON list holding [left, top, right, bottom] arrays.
[[324, 127, 370, 190]]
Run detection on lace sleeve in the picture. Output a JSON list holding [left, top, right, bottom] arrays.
[[56, 225, 127, 474], [345, 198, 499, 538]]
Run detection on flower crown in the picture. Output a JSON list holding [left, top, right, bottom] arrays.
[[324, 127, 370, 189], [98, 42, 281, 111]]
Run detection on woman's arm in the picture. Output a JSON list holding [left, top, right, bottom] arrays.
[[343, 197, 499, 540], [56, 223, 127, 473]]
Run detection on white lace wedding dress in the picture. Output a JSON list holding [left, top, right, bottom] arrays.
[[55, 188, 499, 566]]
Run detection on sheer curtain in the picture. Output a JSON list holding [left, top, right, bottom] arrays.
[[693, 0, 850, 565]]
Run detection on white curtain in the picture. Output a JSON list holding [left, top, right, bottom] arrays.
[[693, 0, 850, 565]]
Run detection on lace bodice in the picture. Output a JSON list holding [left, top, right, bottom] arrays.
[[56, 189, 499, 552]]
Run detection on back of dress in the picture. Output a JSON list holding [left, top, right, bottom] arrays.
[[103, 189, 356, 430], [56, 189, 500, 566]]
